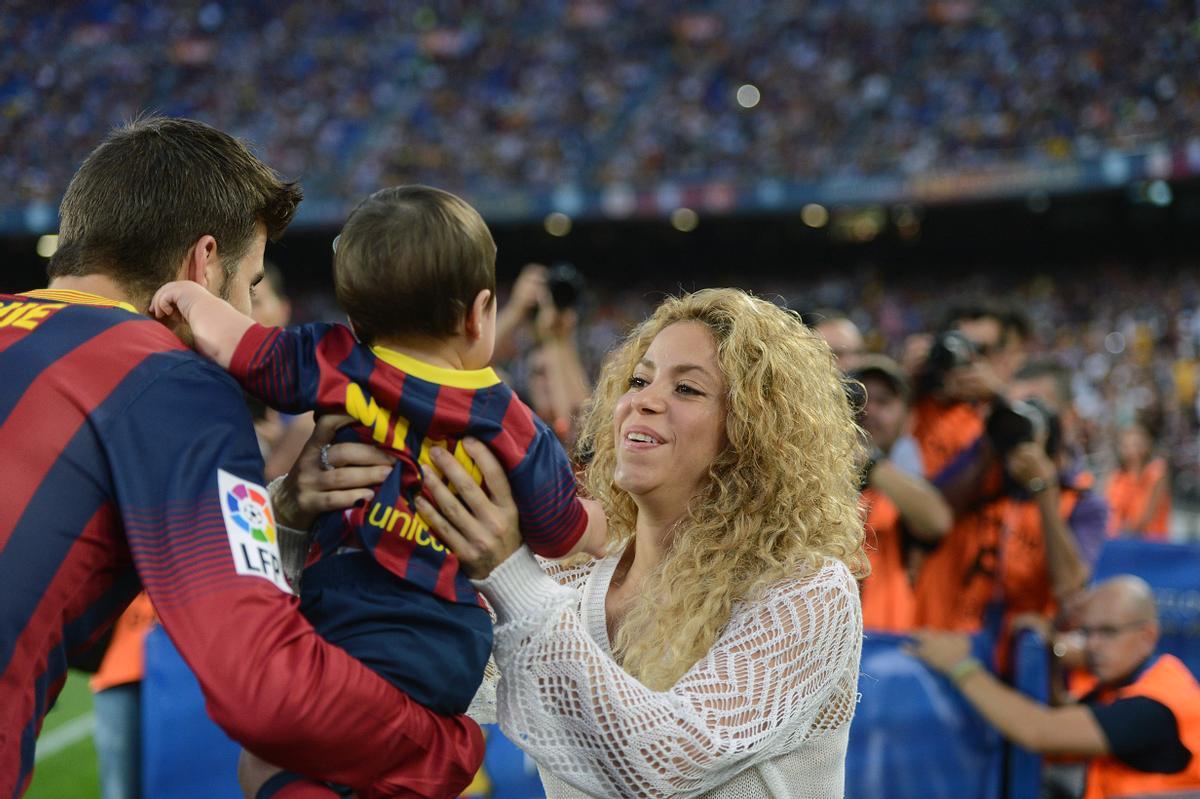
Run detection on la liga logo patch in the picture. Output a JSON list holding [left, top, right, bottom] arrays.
[[225, 480, 276, 544], [218, 469, 291, 594]]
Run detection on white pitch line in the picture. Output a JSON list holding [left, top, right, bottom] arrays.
[[35, 712, 95, 763]]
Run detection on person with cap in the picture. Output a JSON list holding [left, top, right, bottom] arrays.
[[912, 575, 1200, 799], [851, 355, 953, 631]]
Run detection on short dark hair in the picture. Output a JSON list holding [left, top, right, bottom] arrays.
[[942, 303, 1004, 334], [49, 116, 301, 303], [333, 185, 496, 344], [943, 302, 1028, 351]]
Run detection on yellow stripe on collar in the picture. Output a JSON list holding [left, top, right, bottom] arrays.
[[20, 289, 139, 315], [371, 345, 500, 389]]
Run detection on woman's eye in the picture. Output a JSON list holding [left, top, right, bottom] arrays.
[[628, 375, 648, 389], [676, 383, 702, 396]]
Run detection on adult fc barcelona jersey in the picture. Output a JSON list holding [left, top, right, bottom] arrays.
[[0, 290, 482, 798]]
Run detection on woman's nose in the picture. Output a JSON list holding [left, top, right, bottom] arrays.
[[630, 383, 667, 413]]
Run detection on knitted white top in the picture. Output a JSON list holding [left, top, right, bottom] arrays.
[[468, 544, 863, 798]]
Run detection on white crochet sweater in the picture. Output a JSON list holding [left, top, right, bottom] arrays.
[[468, 545, 863, 798]]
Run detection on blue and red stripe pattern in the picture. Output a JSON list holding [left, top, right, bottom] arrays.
[[230, 322, 588, 606], [1, 291, 483, 798]]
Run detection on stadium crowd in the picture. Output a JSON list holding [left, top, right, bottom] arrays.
[[2, 0, 1198, 213]]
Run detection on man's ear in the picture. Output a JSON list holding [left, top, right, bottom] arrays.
[[178, 235, 220, 288], [464, 289, 493, 341]]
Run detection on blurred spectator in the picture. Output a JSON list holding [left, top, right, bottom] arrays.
[[249, 263, 316, 480], [912, 576, 1200, 799], [807, 309, 866, 371], [852, 355, 952, 631], [493, 263, 592, 445], [810, 309, 925, 475], [1012, 359, 1111, 568], [1106, 421, 1172, 540], [89, 595, 155, 799]]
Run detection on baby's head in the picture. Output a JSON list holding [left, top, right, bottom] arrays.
[[334, 185, 497, 364]]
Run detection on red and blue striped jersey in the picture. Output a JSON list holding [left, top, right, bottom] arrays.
[[0, 290, 482, 798], [229, 322, 587, 607]]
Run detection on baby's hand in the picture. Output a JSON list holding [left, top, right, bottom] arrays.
[[149, 280, 209, 322]]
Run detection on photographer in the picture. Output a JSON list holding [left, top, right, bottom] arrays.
[[852, 356, 953, 631], [496, 262, 591, 445], [912, 305, 1029, 483], [913, 395, 1091, 644]]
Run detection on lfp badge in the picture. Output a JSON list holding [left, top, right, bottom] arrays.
[[218, 469, 290, 594]]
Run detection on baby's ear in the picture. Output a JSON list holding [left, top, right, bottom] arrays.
[[465, 289, 493, 340]]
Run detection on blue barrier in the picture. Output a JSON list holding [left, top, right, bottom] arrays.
[[462, 724, 546, 799], [142, 627, 241, 798], [1092, 540, 1200, 674], [141, 625, 1061, 798], [1007, 629, 1050, 799], [847, 632, 1003, 799]]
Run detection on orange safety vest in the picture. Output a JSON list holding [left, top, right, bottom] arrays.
[[911, 397, 986, 480], [90, 593, 156, 693], [859, 489, 916, 632], [1083, 654, 1200, 799], [1106, 459, 1171, 540]]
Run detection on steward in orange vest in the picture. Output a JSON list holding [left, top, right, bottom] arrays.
[[1080, 653, 1200, 799], [911, 576, 1200, 799]]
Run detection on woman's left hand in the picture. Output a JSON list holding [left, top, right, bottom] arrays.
[[415, 438, 523, 580]]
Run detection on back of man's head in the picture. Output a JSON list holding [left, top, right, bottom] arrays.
[[332, 185, 496, 345], [49, 116, 301, 305]]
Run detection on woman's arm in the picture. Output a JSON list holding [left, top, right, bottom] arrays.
[[417, 443, 863, 798]]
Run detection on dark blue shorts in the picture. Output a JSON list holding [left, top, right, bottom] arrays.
[[299, 550, 493, 716]]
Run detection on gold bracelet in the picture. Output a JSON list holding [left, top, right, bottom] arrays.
[[949, 656, 984, 684]]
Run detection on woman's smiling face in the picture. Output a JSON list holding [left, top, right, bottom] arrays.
[[613, 321, 729, 514]]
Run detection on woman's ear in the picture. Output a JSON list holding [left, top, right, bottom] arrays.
[[464, 289, 493, 341]]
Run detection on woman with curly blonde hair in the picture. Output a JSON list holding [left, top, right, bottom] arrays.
[[416, 287, 866, 798]]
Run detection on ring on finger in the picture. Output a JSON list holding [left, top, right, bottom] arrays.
[[319, 443, 334, 471]]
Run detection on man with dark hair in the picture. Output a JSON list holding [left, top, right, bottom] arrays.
[[912, 303, 1029, 480], [0, 118, 482, 798]]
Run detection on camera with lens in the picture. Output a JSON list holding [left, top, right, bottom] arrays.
[[921, 330, 978, 390], [987, 397, 1059, 457], [547, 262, 585, 309]]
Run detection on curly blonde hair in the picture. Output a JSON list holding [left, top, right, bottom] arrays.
[[577, 288, 867, 690]]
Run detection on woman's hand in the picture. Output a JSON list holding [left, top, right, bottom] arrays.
[[414, 438, 522, 580], [272, 414, 394, 529]]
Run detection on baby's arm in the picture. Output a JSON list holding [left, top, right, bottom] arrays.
[[150, 281, 256, 368], [565, 498, 608, 559]]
